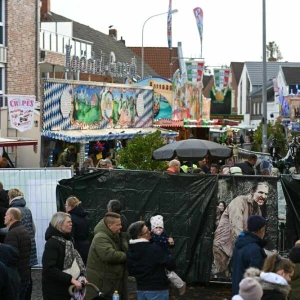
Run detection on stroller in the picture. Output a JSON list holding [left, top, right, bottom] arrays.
[[69, 282, 105, 299]]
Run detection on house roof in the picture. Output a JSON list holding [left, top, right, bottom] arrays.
[[230, 62, 244, 84], [129, 47, 179, 79], [281, 66, 300, 85], [245, 61, 300, 86], [44, 12, 158, 80]]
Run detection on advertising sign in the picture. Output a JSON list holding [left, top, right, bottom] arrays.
[[8, 95, 35, 132]]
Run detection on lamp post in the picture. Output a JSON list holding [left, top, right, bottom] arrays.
[[262, 0, 268, 153], [141, 9, 178, 79]]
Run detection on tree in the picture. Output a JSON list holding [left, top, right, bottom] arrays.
[[266, 41, 283, 61], [252, 118, 288, 156], [117, 130, 168, 171]]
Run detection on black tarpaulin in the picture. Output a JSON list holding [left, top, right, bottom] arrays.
[[57, 169, 218, 283], [281, 174, 300, 248]]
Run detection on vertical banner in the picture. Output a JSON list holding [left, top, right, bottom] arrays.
[[214, 68, 230, 90], [193, 7, 203, 57], [167, 0, 172, 49], [185, 61, 205, 83], [8, 95, 35, 132]]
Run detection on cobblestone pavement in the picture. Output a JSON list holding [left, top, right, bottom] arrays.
[[32, 269, 232, 300]]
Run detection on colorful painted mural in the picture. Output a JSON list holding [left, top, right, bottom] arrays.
[[42, 80, 153, 131]]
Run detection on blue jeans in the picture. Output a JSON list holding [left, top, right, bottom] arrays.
[[137, 290, 169, 300]]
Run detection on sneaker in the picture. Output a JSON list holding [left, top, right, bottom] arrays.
[[179, 282, 186, 296]]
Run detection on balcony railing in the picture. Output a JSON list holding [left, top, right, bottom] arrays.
[[40, 29, 93, 59]]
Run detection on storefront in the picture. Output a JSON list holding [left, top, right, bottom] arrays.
[[41, 79, 178, 167]]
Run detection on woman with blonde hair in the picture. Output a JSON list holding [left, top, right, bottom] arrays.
[[65, 196, 90, 264], [42, 212, 87, 300]]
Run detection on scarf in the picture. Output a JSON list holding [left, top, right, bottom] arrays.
[[52, 236, 86, 276]]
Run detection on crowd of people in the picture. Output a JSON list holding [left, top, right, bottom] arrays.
[[0, 190, 186, 300], [231, 215, 300, 300]]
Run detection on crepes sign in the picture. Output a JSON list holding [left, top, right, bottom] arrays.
[[8, 95, 35, 132]]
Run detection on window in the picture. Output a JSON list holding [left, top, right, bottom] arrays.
[[0, 0, 4, 45]]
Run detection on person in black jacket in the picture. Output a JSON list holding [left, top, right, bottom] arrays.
[[235, 154, 258, 175], [65, 196, 90, 264], [127, 221, 176, 300], [0, 243, 21, 300], [0, 181, 8, 243], [4, 207, 31, 300], [232, 215, 267, 296], [42, 212, 87, 300], [0, 260, 14, 299]]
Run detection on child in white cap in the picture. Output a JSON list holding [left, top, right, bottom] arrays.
[[150, 215, 186, 296]]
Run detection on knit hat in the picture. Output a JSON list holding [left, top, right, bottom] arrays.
[[247, 215, 266, 232], [289, 245, 300, 263], [150, 215, 164, 231], [239, 277, 263, 300]]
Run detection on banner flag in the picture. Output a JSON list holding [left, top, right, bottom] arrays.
[[7, 95, 35, 132], [213, 68, 230, 90], [193, 7, 203, 57], [167, 0, 172, 49], [185, 61, 205, 83]]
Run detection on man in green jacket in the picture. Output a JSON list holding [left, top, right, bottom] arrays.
[[85, 212, 128, 300]]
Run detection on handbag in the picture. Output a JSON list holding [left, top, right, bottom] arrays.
[[63, 258, 80, 279]]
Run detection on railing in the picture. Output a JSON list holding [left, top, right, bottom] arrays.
[[40, 29, 93, 59]]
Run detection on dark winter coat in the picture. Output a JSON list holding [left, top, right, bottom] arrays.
[[235, 161, 255, 175], [0, 261, 14, 299], [290, 263, 300, 300], [232, 230, 267, 295], [9, 196, 38, 266], [0, 243, 21, 300], [4, 221, 31, 284], [127, 239, 176, 291], [151, 231, 173, 255], [244, 268, 291, 300], [42, 223, 77, 300], [69, 204, 90, 264], [0, 189, 8, 231], [86, 218, 128, 300]]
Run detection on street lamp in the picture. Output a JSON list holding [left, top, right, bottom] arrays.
[[262, 0, 268, 153], [141, 9, 178, 79]]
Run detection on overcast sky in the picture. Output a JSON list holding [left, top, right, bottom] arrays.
[[51, 0, 300, 67]]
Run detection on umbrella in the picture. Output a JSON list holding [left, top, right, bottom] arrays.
[[152, 139, 233, 161]]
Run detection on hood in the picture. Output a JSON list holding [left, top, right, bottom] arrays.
[[69, 204, 88, 217], [235, 231, 266, 249], [127, 240, 150, 261], [0, 243, 20, 267], [45, 222, 72, 241], [9, 196, 26, 208], [244, 268, 291, 297], [260, 272, 291, 296]]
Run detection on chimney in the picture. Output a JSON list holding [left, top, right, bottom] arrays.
[[41, 0, 51, 16], [119, 36, 126, 45], [109, 29, 117, 40]]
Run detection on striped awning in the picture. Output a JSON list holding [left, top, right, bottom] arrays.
[[41, 127, 178, 143]]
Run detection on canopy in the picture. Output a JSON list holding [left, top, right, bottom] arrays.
[[152, 139, 233, 161], [41, 127, 178, 143], [0, 137, 38, 147]]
